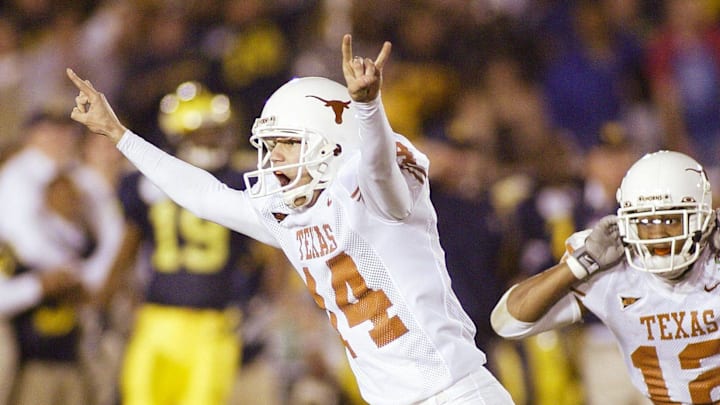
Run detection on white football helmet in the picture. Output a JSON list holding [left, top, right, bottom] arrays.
[[243, 77, 361, 208], [616, 150, 714, 279]]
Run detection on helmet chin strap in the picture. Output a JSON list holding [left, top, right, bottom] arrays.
[[643, 254, 690, 281], [664, 265, 693, 281], [283, 170, 328, 209], [283, 153, 337, 209], [647, 239, 700, 281], [285, 189, 314, 209], [657, 223, 716, 281], [627, 234, 699, 280]]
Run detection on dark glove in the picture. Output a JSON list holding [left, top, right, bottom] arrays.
[[567, 215, 624, 280]]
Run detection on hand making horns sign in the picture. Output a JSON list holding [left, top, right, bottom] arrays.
[[66, 68, 127, 143], [341, 34, 392, 102]]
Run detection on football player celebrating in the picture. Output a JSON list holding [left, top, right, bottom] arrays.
[[67, 34, 513, 405], [492, 150, 720, 404]]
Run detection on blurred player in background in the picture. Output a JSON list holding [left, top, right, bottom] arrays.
[[0, 242, 83, 405], [492, 150, 720, 404], [8, 173, 95, 405], [0, 110, 124, 405], [67, 34, 513, 405], [114, 81, 254, 405]]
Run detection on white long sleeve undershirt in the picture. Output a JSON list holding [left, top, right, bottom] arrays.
[[355, 97, 413, 220], [116, 132, 276, 245]]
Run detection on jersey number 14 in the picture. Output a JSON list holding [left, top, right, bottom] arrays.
[[303, 252, 408, 357]]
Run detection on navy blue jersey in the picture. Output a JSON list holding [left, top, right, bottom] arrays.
[[12, 286, 80, 362], [118, 167, 255, 309], [11, 239, 94, 363]]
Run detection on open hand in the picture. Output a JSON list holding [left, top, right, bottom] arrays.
[[585, 215, 624, 269], [568, 215, 625, 279], [341, 34, 392, 102], [66, 68, 127, 143]]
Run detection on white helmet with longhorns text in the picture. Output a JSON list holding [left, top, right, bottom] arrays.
[[243, 77, 361, 208], [616, 150, 714, 279]]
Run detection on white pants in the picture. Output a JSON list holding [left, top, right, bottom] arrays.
[[415, 367, 515, 405]]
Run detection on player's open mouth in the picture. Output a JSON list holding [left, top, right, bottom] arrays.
[[275, 171, 290, 186], [652, 246, 672, 256]]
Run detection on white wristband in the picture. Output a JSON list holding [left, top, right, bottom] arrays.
[[566, 255, 590, 280]]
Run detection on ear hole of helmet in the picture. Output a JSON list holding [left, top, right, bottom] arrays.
[[318, 144, 334, 158]]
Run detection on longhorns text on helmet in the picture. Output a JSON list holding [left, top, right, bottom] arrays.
[[615, 150, 715, 278]]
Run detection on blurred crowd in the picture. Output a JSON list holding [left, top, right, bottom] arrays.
[[0, 0, 719, 404]]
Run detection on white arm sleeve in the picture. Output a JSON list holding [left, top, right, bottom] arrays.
[[490, 284, 583, 340], [0, 274, 42, 318], [116, 131, 277, 246], [354, 97, 414, 220]]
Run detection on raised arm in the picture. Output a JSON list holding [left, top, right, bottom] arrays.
[[341, 34, 414, 220], [67, 68, 126, 143], [66, 69, 276, 245]]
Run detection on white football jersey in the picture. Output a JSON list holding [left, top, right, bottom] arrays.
[[117, 131, 488, 404], [567, 231, 720, 404]]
